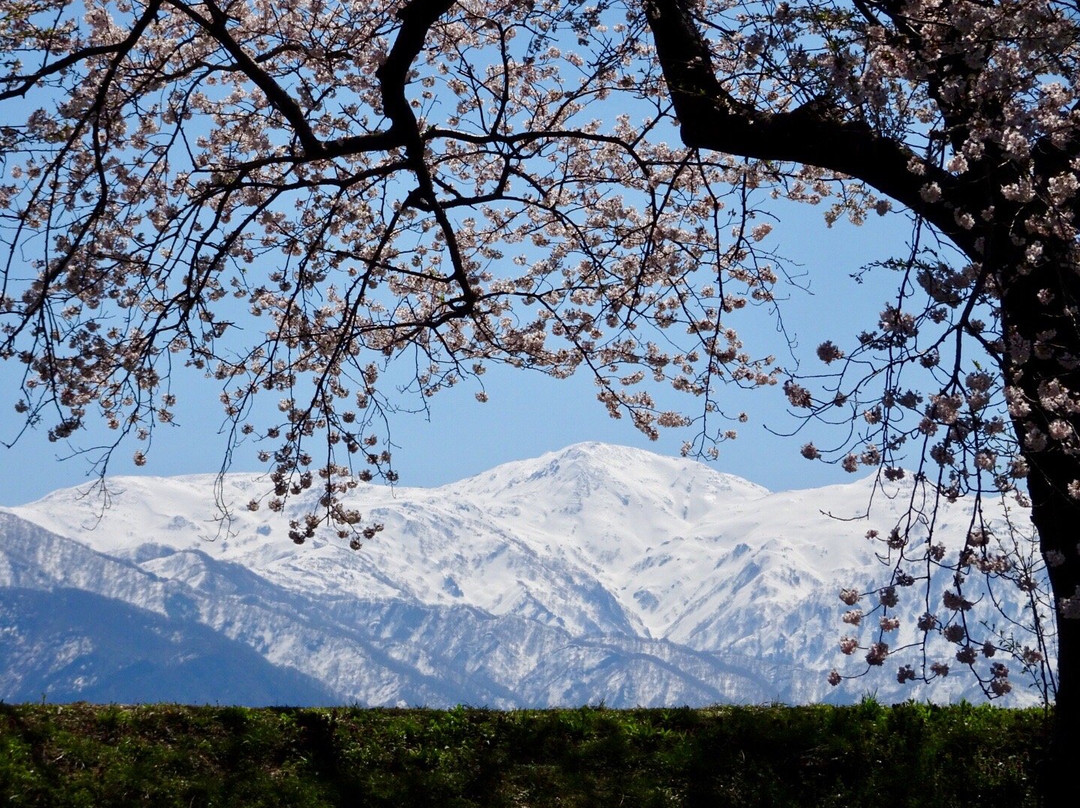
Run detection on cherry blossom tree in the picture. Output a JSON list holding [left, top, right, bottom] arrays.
[[2, 0, 1078, 794], [643, 0, 1077, 792]]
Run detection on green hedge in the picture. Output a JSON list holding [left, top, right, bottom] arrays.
[[0, 700, 1049, 807]]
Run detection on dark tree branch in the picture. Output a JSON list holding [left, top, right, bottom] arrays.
[[643, 0, 979, 256]]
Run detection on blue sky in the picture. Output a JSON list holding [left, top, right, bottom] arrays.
[[0, 204, 914, 506]]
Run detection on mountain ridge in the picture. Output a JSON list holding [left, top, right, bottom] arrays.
[[0, 442, 1046, 706]]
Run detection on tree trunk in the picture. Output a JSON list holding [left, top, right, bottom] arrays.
[[1019, 465, 1079, 806], [999, 246, 1080, 805]]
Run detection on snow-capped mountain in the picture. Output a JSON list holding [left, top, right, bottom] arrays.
[[0, 442, 1048, 706]]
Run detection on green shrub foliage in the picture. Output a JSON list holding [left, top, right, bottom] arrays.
[[0, 701, 1047, 807]]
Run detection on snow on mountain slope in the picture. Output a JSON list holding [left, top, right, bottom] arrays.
[[1, 442, 1045, 706]]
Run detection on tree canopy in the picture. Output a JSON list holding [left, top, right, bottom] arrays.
[[4, 0, 1080, 790]]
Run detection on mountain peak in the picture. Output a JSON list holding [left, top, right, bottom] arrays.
[[453, 442, 770, 501]]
